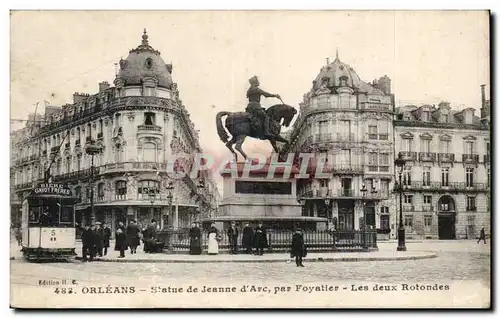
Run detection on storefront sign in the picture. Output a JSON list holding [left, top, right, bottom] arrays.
[[33, 183, 73, 196]]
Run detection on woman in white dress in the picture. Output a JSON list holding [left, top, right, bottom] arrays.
[[207, 222, 219, 255]]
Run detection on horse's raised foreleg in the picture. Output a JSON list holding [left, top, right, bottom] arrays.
[[234, 135, 248, 162], [225, 138, 238, 162]]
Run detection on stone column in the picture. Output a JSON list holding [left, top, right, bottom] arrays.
[[174, 204, 179, 229]]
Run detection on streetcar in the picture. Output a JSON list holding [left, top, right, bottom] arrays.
[[21, 183, 79, 261]]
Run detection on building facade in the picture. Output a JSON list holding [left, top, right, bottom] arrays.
[[282, 55, 395, 234], [11, 30, 220, 234], [393, 86, 490, 240]]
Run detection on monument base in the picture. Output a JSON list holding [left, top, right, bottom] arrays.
[[200, 216, 328, 231]]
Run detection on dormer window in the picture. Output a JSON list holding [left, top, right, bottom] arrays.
[[144, 112, 156, 126], [422, 111, 430, 122]]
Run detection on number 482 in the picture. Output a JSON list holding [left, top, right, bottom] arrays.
[[54, 288, 74, 294]]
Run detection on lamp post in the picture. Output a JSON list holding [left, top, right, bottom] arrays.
[[196, 179, 205, 223], [370, 183, 378, 249], [165, 181, 174, 251], [395, 153, 407, 252], [85, 140, 102, 223], [360, 183, 368, 250]]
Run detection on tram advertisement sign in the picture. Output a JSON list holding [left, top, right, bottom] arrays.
[[33, 183, 73, 196]]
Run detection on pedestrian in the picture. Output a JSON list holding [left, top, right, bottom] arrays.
[[102, 222, 111, 256], [81, 224, 95, 262], [477, 228, 487, 244], [94, 222, 104, 257], [254, 221, 268, 256], [242, 222, 254, 254], [290, 227, 307, 267], [115, 221, 127, 258], [189, 222, 202, 255], [144, 219, 158, 253], [126, 220, 140, 254], [228, 221, 239, 254], [89, 223, 98, 259], [207, 222, 219, 255]]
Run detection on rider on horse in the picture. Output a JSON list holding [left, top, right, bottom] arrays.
[[246, 76, 281, 138]]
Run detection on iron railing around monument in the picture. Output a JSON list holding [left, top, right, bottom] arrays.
[[157, 229, 378, 253]]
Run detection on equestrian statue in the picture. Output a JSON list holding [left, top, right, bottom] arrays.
[[216, 76, 297, 161]]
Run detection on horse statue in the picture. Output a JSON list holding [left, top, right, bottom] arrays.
[[216, 104, 297, 162]]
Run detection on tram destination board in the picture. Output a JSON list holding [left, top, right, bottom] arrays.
[[33, 183, 73, 196]]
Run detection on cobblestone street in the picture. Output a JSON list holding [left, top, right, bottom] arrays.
[[10, 240, 490, 286]]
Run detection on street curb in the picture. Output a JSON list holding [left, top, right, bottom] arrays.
[[72, 252, 437, 263]]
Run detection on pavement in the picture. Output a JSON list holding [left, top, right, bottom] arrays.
[[11, 239, 437, 263]]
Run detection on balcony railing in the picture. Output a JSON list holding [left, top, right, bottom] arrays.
[[337, 189, 355, 197], [100, 161, 168, 174], [462, 154, 479, 163], [359, 102, 392, 111], [402, 205, 414, 212], [405, 181, 488, 192], [138, 125, 162, 133], [331, 165, 364, 175], [52, 168, 98, 182], [422, 205, 434, 212], [399, 151, 418, 161], [438, 153, 455, 162], [419, 152, 436, 162], [336, 133, 355, 142], [378, 134, 389, 140]]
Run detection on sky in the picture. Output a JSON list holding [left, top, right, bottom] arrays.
[[9, 11, 490, 190]]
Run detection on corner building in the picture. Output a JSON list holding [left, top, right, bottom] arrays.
[[11, 31, 219, 235], [393, 86, 490, 239], [282, 55, 395, 236]]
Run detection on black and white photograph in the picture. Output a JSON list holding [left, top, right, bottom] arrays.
[[8, 10, 491, 308]]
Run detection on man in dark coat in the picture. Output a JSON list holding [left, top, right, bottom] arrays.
[[145, 219, 158, 253], [94, 222, 104, 257], [115, 221, 127, 258], [81, 224, 95, 262], [254, 222, 268, 256], [242, 222, 254, 254], [126, 220, 140, 254], [189, 222, 202, 255], [477, 228, 487, 244], [102, 222, 111, 256], [227, 221, 239, 254], [291, 228, 307, 267]]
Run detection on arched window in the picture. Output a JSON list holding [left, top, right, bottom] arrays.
[[66, 156, 71, 173], [75, 186, 82, 201], [143, 142, 157, 162], [137, 180, 160, 200], [115, 180, 127, 200], [97, 183, 105, 201], [76, 155, 82, 171]]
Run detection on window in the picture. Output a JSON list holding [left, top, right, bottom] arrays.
[[421, 139, 431, 153], [466, 196, 476, 211], [318, 120, 328, 140], [465, 141, 474, 155], [402, 139, 413, 152], [66, 157, 71, 173], [137, 180, 160, 200], [144, 112, 156, 125], [379, 153, 389, 166], [380, 214, 389, 230], [115, 181, 127, 200], [143, 142, 157, 162], [404, 216, 413, 227], [99, 120, 103, 134], [319, 179, 329, 188], [442, 113, 449, 123], [368, 124, 378, 139], [441, 168, 450, 186], [76, 155, 81, 171], [442, 140, 450, 153], [115, 144, 123, 163], [404, 194, 413, 204], [424, 216, 433, 227], [422, 167, 431, 186], [144, 87, 155, 96], [340, 149, 351, 166], [380, 206, 389, 214], [368, 153, 378, 166], [97, 183, 105, 201], [465, 168, 474, 187], [403, 166, 411, 186], [86, 187, 91, 203], [380, 180, 389, 197], [338, 120, 351, 140], [424, 195, 432, 204], [379, 121, 389, 140], [422, 111, 430, 121]]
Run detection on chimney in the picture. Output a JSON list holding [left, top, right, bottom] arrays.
[[99, 81, 110, 93], [73, 93, 89, 104], [480, 84, 486, 108], [378, 75, 391, 95]]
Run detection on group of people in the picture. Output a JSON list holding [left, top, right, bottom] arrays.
[[80, 222, 111, 262], [114, 219, 162, 258]]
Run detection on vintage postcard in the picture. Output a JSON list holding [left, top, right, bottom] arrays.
[[9, 10, 491, 309]]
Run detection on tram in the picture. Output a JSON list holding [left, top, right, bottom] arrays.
[[21, 183, 79, 261]]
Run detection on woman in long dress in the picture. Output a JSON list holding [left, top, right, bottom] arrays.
[[207, 222, 219, 255], [189, 222, 202, 255]]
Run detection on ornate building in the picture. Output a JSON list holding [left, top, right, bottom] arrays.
[[393, 85, 490, 240], [281, 54, 395, 234], [10, 30, 220, 234]]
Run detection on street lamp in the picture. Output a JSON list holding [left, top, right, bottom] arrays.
[[166, 181, 174, 228], [360, 183, 368, 250], [85, 140, 102, 223], [196, 179, 205, 223], [395, 153, 407, 252]]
